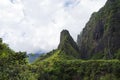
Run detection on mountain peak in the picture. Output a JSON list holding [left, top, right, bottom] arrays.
[[58, 29, 77, 49], [58, 29, 72, 49], [58, 29, 80, 58], [60, 29, 70, 37]]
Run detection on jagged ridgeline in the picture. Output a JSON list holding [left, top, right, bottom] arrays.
[[77, 0, 120, 59]]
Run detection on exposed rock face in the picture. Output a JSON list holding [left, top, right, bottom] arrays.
[[77, 0, 120, 59]]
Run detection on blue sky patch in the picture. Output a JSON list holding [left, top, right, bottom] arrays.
[[64, 0, 80, 8]]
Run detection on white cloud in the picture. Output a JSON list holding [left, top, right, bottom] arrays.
[[0, 0, 107, 53]]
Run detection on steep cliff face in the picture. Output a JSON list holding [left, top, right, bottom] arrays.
[[77, 0, 120, 59]]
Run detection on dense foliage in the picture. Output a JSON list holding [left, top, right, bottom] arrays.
[[34, 60, 120, 80], [0, 38, 37, 80]]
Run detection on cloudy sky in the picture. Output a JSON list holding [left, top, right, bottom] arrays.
[[0, 0, 107, 53]]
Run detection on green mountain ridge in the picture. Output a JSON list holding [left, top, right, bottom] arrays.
[[77, 0, 120, 59]]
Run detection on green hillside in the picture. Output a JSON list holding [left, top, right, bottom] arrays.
[[77, 0, 120, 59]]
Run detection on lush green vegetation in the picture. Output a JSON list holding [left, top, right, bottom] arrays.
[[0, 38, 37, 80], [33, 59, 120, 80], [0, 37, 120, 80]]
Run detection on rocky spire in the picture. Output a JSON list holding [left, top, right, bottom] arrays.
[[58, 29, 80, 58]]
